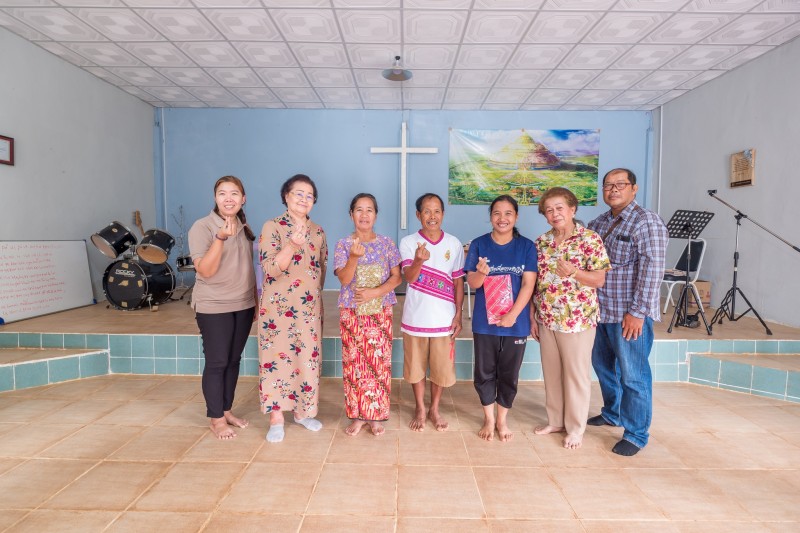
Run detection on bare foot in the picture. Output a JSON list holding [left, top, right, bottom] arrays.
[[496, 421, 513, 442], [427, 409, 449, 432], [478, 418, 495, 441], [224, 411, 249, 429], [533, 425, 565, 435], [345, 419, 365, 437], [210, 417, 237, 440], [563, 434, 583, 450], [367, 421, 385, 436], [409, 406, 426, 432]]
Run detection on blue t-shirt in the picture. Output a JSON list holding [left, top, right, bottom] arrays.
[[465, 233, 538, 337]]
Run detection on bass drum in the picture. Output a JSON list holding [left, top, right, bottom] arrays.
[[103, 259, 175, 310]]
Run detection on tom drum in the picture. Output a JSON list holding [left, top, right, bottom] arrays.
[[90, 221, 137, 259], [137, 229, 175, 264]]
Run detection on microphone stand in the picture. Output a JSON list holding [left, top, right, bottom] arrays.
[[707, 190, 800, 335]]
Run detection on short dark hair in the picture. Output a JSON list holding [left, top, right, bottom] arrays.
[[415, 193, 444, 213], [602, 168, 637, 186], [349, 192, 378, 214], [538, 187, 578, 215], [280, 174, 318, 206]]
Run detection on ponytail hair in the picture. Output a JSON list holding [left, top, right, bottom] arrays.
[[213, 175, 256, 242], [489, 194, 521, 239]]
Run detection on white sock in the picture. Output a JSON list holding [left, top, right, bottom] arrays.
[[294, 417, 323, 432], [266, 424, 285, 443]]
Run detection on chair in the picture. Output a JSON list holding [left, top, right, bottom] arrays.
[[661, 238, 706, 313]]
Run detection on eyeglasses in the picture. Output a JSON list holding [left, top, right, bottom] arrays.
[[291, 190, 315, 203], [602, 182, 632, 192]]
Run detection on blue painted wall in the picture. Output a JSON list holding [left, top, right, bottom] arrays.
[[158, 109, 653, 289]]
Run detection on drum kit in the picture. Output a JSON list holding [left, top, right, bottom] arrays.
[[90, 218, 194, 311]]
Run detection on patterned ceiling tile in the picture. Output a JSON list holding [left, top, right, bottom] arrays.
[[542, 0, 617, 9], [118, 42, 195, 67], [304, 68, 355, 86], [354, 68, 397, 86], [559, 104, 597, 110], [712, 45, 774, 69], [122, 0, 192, 6], [404, 10, 468, 43], [632, 70, 697, 90], [443, 103, 481, 109], [585, 69, 648, 89], [156, 67, 219, 86], [5, 7, 106, 40], [494, 69, 549, 88], [73, 8, 163, 41], [137, 9, 222, 41], [519, 104, 562, 110], [602, 105, 640, 110], [527, 88, 577, 104], [507, 44, 572, 68], [176, 42, 245, 67], [364, 102, 403, 109], [682, 0, 763, 12], [455, 45, 514, 69], [255, 67, 310, 87], [359, 87, 401, 102], [445, 87, 490, 102], [404, 0, 471, 8], [205, 66, 263, 86], [246, 102, 285, 108], [185, 85, 239, 102], [403, 103, 442, 109], [203, 9, 280, 41], [642, 13, 737, 44], [475, 0, 545, 8], [540, 69, 600, 88], [449, 69, 501, 87], [647, 89, 687, 105], [485, 87, 532, 103], [676, 69, 724, 89], [482, 103, 522, 110], [55, 0, 124, 4], [346, 43, 400, 68], [316, 87, 362, 103], [281, 102, 324, 108], [759, 20, 800, 45], [585, 12, 670, 44], [338, 10, 400, 43], [612, 44, 687, 69], [105, 66, 173, 85], [701, 14, 799, 45], [464, 11, 535, 43], [404, 44, 459, 68], [233, 41, 296, 67], [403, 69, 450, 86], [202, 101, 247, 108], [290, 42, 350, 68], [753, 0, 800, 12], [120, 85, 165, 99], [228, 87, 279, 102], [0, 10, 51, 40], [569, 89, 621, 105], [62, 42, 143, 66], [403, 87, 446, 103], [84, 66, 129, 85], [637, 104, 660, 110], [37, 41, 95, 65], [270, 9, 340, 42], [523, 11, 601, 43], [609, 89, 664, 105], [194, 0, 263, 7], [662, 44, 744, 69], [560, 44, 629, 69], [613, 0, 688, 10], [333, 0, 400, 7], [142, 85, 196, 101], [262, 0, 330, 6]]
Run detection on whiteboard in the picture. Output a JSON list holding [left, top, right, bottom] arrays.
[[0, 241, 95, 324]]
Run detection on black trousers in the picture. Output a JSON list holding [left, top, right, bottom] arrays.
[[196, 307, 255, 418], [473, 332, 527, 409]]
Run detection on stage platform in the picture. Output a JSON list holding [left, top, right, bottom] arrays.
[[1, 291, 799, 401]]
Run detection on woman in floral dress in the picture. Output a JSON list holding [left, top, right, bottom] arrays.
[[334, 193, 401, 436], [258, 174, 327, 444], [531, 187, 610, 450]]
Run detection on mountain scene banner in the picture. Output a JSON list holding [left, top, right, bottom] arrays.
[[448, 129, 600, 206]]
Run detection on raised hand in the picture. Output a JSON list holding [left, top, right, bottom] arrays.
[[414, 241, 430, 262], [290, 224, 306, 249], [350, 237, 365, 258], [476, 256, 491, 276], [218, 215, 237, 239]]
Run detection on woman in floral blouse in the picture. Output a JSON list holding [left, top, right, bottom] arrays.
[[334, 193, 401, 437], [258, 174, 328, 444], [531, 187, 610, 450]]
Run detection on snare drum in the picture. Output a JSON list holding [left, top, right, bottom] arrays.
[[103, 259, 175, 310], [90, 221, 137, 259], [138, 229, 175, 264], [176, 255, 194, 272]]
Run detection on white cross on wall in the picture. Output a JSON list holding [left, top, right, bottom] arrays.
[[370, 121, 438, 230]]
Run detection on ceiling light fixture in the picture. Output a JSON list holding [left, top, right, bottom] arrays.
[[382, 55, 412, 82]]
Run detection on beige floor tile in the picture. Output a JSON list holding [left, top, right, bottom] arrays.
[[734, 405, 800, 433], [398, 429, 469, 466], [219, 463, 321, 514], [779, 431, 800, 448], [326, 428, 398, 464], [38, 425, 142, 460], [680, 405, 766, 433], [0, 459, 96, 509], [697, 470, 800, 522], [312, 400, 344, 428], [549, 468, 664, 520], [489, 519, 586, 533], [306, 463, 397, 516], [155, 401, 209, 427], [712, 430, 800, 468], [183, 426, 264, 462], [0, 424, 82, 458], [0, 423, 15, 437], [462, 430, 542, 467], [581, 520, 681, 532], [397, 465, 483, 519], [7, 510, 118, 532], [0, 398, 72, 423], [205, 512, 301, 533], [398, 517, 491, 533], [0, 510, 28, 530], [106, 511, 209, 532], [0, 457, 23, 475], [473, 466, 573, 520], [88, 378, 162, 401], [43, 461, 170, 511], [109, 426, 205, 461], [675, 521, 776, 533], [139, 379, 201, 401], [603, 434, 688, 469], [301, 515, 395, 532], [95, 399, 180, 426], [37, 399, 126, 425], [37, 378, 112, 400], [251, 427, 334, 463], [527, 429, 617, 468], [656, 430, 761, 469], [134, 462, 245, 512]]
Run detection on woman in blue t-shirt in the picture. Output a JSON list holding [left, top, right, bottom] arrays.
[[465, 195, 538, 442]]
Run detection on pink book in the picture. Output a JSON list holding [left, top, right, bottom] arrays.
[[484, 274, 513, 325]]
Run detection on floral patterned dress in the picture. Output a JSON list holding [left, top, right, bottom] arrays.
[[533, 225, 611, 333], [258, 212, 327, 417], [334, 235, 401, 422]]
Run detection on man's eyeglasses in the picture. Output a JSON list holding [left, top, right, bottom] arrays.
[[602, 182, 632, 192], [291, 191, 315, 202]]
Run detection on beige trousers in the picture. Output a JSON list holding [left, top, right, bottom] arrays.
[[538, 322, 596, 437]]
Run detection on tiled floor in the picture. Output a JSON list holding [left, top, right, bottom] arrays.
[[0, 376, 798, 532]]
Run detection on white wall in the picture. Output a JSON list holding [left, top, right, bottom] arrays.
[[660, 37, 800, 328], [0, 29, 156, 299]]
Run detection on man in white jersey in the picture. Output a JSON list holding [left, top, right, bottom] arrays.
[[400, 193, 465, 431]]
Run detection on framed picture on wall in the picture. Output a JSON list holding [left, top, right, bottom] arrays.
[[0, 135, 13, 166], [730, 148, 755, 188]]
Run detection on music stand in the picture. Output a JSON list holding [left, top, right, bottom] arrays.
[[665, 210, 714, 335]]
